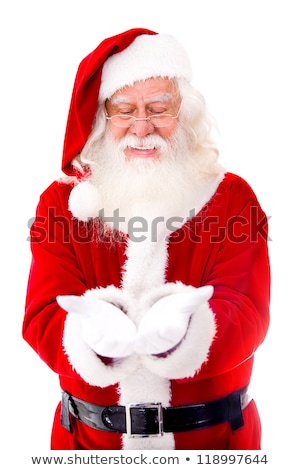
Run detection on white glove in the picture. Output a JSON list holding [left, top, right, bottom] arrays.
[[135, 285, 213, 355], [57, 295, 137, 358]]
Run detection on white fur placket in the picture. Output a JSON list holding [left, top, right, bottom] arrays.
[[120, 233, 175, 449]]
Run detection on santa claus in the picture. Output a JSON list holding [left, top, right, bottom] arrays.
[[23, 28, 270, 450]]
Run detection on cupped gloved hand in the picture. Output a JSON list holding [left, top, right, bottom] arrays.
[[57, 295, 137, 358], [134, 285, 214, 355]]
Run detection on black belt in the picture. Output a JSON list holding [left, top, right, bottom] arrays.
[[61, 387, 250, 436]]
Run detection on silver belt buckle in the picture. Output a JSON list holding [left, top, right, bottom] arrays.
[[125, 402, 163, 437]]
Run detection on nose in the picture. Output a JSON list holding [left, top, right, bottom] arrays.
[[128, 117, 155, 138]]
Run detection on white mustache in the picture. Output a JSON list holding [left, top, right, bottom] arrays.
[[117, 134, 168, 152]]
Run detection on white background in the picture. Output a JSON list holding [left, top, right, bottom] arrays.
[[1, 0, 299, 467]]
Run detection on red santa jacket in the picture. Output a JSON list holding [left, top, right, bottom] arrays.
[[23, 171, 270, 450]]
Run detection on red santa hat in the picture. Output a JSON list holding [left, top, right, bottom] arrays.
[[61, 28, 193, 176]]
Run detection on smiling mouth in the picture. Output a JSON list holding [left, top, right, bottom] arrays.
[[128, 146, 156, 151], [124, 146, 161, 159]]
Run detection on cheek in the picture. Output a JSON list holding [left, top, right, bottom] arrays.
[[108, 124, 127, 140], [157, 122, 177, 139]]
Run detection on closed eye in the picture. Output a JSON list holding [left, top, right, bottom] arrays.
[[118, 109, 135, 115], [148, 107, 169, 115]]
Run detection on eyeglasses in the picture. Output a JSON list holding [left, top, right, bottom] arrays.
[[106, 106, 181, 128]]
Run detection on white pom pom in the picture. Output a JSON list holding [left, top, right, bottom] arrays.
[[68, 181, 100, 221]]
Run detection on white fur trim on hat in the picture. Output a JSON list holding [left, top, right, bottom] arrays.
[[99, 34, 193, 102]]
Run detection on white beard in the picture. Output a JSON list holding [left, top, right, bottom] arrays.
[[68, 125, 225, 242], [90, 127, 214, 237]]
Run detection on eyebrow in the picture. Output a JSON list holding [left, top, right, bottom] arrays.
[[110, 93, 173, 105]]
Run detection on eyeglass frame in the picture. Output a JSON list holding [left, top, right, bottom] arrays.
[[105, 105, 181, 129]]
